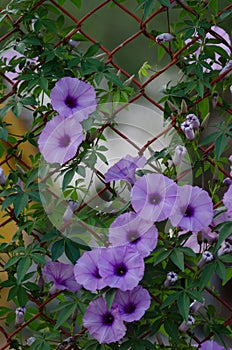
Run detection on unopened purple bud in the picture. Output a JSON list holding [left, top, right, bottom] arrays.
[[0, 167, 6, 185], [181, 122, 195, 140], [223, 178, 232, 186], [178, 315, 195, 332], [164, 271, 178, 287], [198, 251, 213, 268], [69, 39, 80, 48], [211, 92, 219, 109], [173, 145, 187, 166], [15, 306, 26, 326], [229, 155, 232, 165], [217, 241, 232, 257], [185, 114, 200, 130], [27, 337, 36, 346], [190, 298, 205, 314], [156, 33, 174, 43], [62, 200, 78, 223]]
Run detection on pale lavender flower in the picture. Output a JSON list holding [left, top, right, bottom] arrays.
[[43, 261, 80, 293], [178, 315, 195, 332], [83, 297, 126, 344], [98, 245, 144, 291], [198, 251, 213, 268], [199, 340, 225, 350], [172, 145, 187, 166], [104, 154, 146, 185], [113, 285, 151, 322], [27, 337, 36, 346], [15, 306, 26, 326], [69, 40, 80, 48], [223, 185, 232, 217], [50, 77, 96, 121], [185, 114, 200, 130], [169, 185, 213, 232], [181, 121, 195, 140], [0, 167, 6, 185], [38, 114, 83, 165], [62, 200, 78, 223], [156, 33, 174, 43], [164, 271, 178, 287], [131, 173, 178, 222], [178, 227, 218, 253], [74, 248, 107, 291], [109, 212, 158, 257]]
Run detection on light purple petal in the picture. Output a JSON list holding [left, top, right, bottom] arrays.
[[74, 248, 107, 291], [83, 297, 126, 344], [223, 185, 232, 216], [199, 340, 225, 350]]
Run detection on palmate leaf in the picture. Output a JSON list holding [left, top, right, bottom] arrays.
[[177, 292, 190, 322]]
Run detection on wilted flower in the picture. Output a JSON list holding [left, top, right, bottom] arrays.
[[109, 212, 158, 257], [104, 154, 146, 185], [170, 185, 213, 232], [0, 167, 6, 185], [172, 145, 187, 166], [178, 315, 195, 332], [62, 200, 79, 223], [15, 306, 26, 326], [74, 248, 107, 291], [98, 245, 145, 291], [43, 261, 80, 293], [198, 251, 213, 268], [50, 77, 96, 121], [164, 271, 178, 287], [83, 297, 126, 344], [131, 173, 178, 222], [156, 33, 174, 43], [38, 114, 83, 165], [113, 285, 151, 322]]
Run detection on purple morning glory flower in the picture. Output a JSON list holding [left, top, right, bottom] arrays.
[[130, 173, 178, 222], [169, 185, 213, 232], [73, 248, 107, 291], [178, 227, 218, 253], [223, 185, 232, 217], [104, 154, 146, 185], [109, 212, 158, 257], [83, 296, 126, 344], [38, 114, 83, 165], [50, 77, 96, 121], [98, 245, 144, 291], [113, 285, 151, 322], [43, 261, 80, 293], [199, 340, 225, 350]]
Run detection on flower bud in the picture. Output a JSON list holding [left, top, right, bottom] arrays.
[[181, 121, 195, 140], [223, 178, 232, 186], [172, 145, 187, 166], [217, 241, 232, 257], [211, 92, 219, 109], [185, 114, 200, 130], [167, 100, 179, 113], [62, 200, 78, 223], [181, 99, 188, 114], [15, 306, 26, 326], [69, 39, 80, 48], [156, 33, 174, 43], [164, 271, 178, 287], [124, 74, 135, 86], [190, 298, 205, 314], [27, 337, 36, 346], [0, 167, 6, 185], [178, 315, 195, 332], [198, 251, 213, 268]]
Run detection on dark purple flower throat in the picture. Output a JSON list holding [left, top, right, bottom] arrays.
[[102, 312, 114, 325], [65, 95, 78, 108], [115, 263, 128, 276]]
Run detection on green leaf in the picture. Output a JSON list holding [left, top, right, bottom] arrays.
[[17, 286, 28, 306], [105, 288, 117, 310], [215, 133, 227, 159], [199, 261, 217, 290], [13, 193, 29, 217], [0, 127, 8, 141], [64, 239, 80, 264], [84, 43, 100, 57], [170, 249, 184, 272], [31, 340, 51, 350], [177, 292, 190, 322], [215, 222, 232, 251], [7, 285, 19, 301], [153, 250, 171, 266], [17, 256, 32, 284], [55, 303, 76, 329], [51, 239, 65, 261], [4, 255, 23, 270], [104, 72, 124, 88], [164, 319, 180, 344], [215, 260, 227, 283], [62, 169, 75, 191], [143, 0, 155, 19], [41, 230, 59, 242], [158, 0, 171, 7], [160, 292, 179, 309], [70, 0, 82, 7]]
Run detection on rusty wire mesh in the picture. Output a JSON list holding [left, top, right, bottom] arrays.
[[0, 0, 232, 349]]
